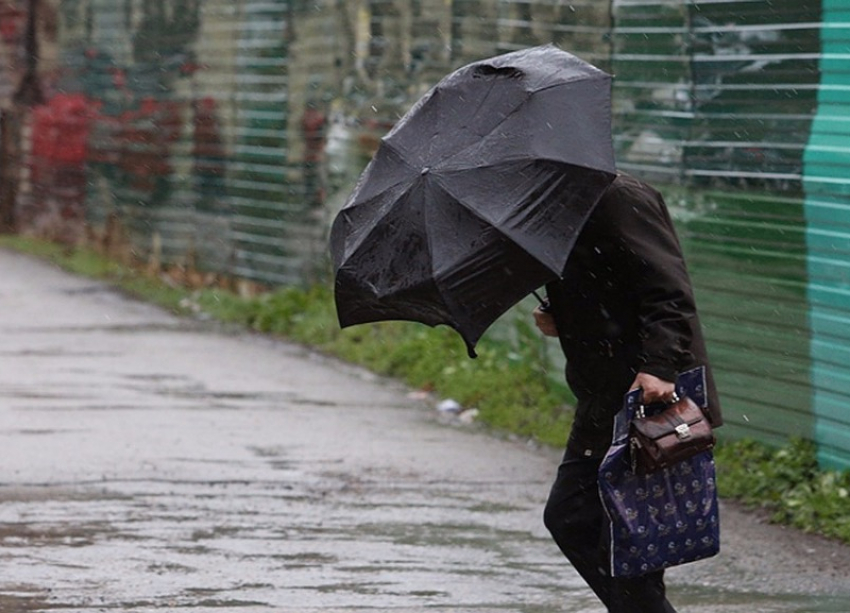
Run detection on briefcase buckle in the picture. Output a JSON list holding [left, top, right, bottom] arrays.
[[675, 424, 692, 440]]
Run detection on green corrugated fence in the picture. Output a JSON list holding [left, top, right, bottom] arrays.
[[803, 0, 850, 469]]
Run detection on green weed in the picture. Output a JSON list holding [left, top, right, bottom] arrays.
[[715, 438, 850, 543]]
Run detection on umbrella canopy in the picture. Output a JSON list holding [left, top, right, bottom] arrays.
[[331, 44, 617, 357]]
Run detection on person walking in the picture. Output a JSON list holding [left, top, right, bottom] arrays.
[[534, 172, 722, 612]]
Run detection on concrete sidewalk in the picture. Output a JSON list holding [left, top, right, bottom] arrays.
[[1, 247, 848, 613]]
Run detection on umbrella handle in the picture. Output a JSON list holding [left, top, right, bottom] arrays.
[[532, 289, 552, 314]]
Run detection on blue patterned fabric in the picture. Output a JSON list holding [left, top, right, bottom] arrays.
[[599, 370, 720, 578]]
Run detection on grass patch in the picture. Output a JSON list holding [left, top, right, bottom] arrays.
[[715, 438, 850, 543]]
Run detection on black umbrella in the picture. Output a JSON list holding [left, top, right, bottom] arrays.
[[330, 45, 617, 357]]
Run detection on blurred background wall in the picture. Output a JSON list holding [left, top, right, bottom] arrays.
[[0, 0, 848, 470]]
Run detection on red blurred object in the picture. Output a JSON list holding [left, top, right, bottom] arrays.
[[0, 5, 25, 45], [31, 93, 97, 167]]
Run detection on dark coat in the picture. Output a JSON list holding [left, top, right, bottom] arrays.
[[546, 173, 721, 457]]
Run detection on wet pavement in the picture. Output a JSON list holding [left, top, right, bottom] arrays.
[[1, 247, 849, 613]]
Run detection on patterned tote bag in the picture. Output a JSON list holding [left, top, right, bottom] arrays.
[[598, 367, 720, 578]]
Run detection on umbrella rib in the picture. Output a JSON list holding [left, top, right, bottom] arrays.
[[382, 110, 529, 175], [430, 86, 531, 171], [463, 78, 506, 132], [440, 79, 607, 171], [529, 74, 607, 93], [428, 171, 566, 276], [341, 177, 421, 261], [437, 156, 604, 174], [418, 179, 502, 346], [422, 182, 461, 325], [378, 139, 419, 176], [437, 117, 524, 170]]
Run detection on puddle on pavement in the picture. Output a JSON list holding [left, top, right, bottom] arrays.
[[0, 429, 74, 436], [0, 521, 115, 548], [1, 450, 846, 612], [265, 552, 339, 569], [57, 285, 111, 295], [121, 374, 302, 407], [0, 348, 121, 358], [0, 588, 51, 613], [12, 322, 209, 335], [671, 583, 850, 613], [354, 519, 532, 551], [0, 485, 128, 504], [468, 500, 526, 514], [146, 561, 196, 575], [0, 388, 91, 400]]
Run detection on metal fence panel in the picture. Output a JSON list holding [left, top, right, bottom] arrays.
[[803, 0, 850, 469], [5, 0, 850, 468], [612, 0, 823, 456]]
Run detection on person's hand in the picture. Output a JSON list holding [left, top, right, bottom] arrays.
[[533, 306, 558, 337], [629, 372, 676, 404]]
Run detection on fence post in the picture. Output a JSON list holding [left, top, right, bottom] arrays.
[[0, 109, 18, 233], [1, 0, 43, 236], [13, 0, 43, 107]]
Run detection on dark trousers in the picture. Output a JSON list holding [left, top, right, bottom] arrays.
[[543, 451, 677, 613]]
